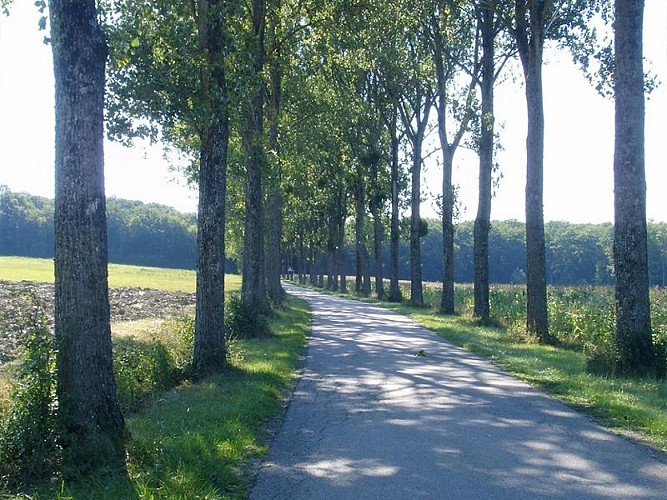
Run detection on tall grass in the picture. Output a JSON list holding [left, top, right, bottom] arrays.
[[399, 281, 667, 356]]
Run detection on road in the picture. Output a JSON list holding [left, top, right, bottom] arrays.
[[250, 285, 667, 499]]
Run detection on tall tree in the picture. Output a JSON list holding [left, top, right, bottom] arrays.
[[50, 0, 125, 474], [474, 0, 512, 322], [387, 102, 403, 302], [241, 0, 269, 311], [514, 0, 551, 343], [429, 1, 479, 314], [192, 0, 230, 375], [613, 0, 659, 376], [473, 0, 496, 322], [106, 0, 231, 375], [397, 25, 434, 307], [265, 0, 285, 303]]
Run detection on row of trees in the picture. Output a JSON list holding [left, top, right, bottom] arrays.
[[0, 187, 204, 269], [4, 187, 667, 287], [31, 0, 659, 478]]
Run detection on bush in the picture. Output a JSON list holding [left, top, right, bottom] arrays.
[[224, 293, 270, 340], [0, 293, 58, 488], [113, 316, 194, 413]]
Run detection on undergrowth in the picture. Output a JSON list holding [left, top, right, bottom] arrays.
[[0, 291, 309, 497]]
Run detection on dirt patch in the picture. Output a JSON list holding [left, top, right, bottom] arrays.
[[0, 281, 195, 365]]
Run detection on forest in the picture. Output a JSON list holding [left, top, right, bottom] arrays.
[[0, 0, 663, 488], [3, 187, 667, 286]]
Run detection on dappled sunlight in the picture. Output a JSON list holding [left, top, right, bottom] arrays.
[[252, 285, 667, 499]]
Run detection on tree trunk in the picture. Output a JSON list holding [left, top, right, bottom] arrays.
[[193, 124, 228, 376], [523, 61, 550, 342], [370, 158, 384, 299], [515, 0, 551, 343], [440, 147, 455, 314], [50, 0, 125, 474], [474, 0, 495, 323], [265, 6, 284, 303], [388, 110, 402, 302], [242, 0, 268, 312], [613, 0, 658, 376], [410, 142, 424, 307], [192, 0, 229, 377], [338, 216, 347, 293], [354, 168, 371, 296]]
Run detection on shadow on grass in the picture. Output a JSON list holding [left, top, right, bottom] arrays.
[[60, 297, 309, 500]]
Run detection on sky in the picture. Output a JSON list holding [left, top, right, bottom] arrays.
[[0, 1, 666, 224]]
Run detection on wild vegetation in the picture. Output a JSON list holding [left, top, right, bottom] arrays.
[[0, 261, 308, 496]]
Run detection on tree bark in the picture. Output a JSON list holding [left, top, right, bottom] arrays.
[[192, 0, 229, 376], [50, 0, 125, 474], [370, 158, 384, 298], [354, 166, 371, 296], [242, 0, 268, 312], [265, 5, 285, 303], [474, 0, 495, 323], [515, 0, 551, 343], [388, 107, 402, 302], [613, 0, 657, 376], [409, 141, 424, 307]]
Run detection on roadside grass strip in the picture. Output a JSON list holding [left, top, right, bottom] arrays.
[[58, 297, 308, 499]]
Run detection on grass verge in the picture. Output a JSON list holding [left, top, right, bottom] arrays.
[[37, 295, 308, 499], [298, 281, 667, 453]]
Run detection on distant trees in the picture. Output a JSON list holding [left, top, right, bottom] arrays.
[[0, 189, 205, 270]]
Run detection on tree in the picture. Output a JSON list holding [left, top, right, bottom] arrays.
[[49, 0, 125, 474], [474, 0, 498, 322], [192, 0, 230, 375], [106, 0, 231, 375], [265, 0, 286, 303], [612, 0, 660, 377], [513, 0, 551, 342], [397, 30, 434, 307], [241, 0, 269, 312], [429, 0, 479, 314]]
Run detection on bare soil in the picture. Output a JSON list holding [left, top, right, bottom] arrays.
[[0, 281, 195, 366]]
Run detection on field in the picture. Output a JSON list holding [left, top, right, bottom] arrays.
[[0, 255, 247, 292]]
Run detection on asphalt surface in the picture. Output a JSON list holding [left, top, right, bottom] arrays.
[[250, 285, 667, 499]]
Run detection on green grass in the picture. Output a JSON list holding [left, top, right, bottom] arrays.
[[302, 280, 667, 453], [9, 296, 309, 499], [0, 256, 242, 293], [62, 296, 308, 499]]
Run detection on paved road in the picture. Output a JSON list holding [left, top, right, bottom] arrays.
[[250, 285, 667, 499]]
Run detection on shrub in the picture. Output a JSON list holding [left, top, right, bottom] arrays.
[[224, 293, 270, 340], [113, 317, 195, 413], [0, 293, 58, 488]]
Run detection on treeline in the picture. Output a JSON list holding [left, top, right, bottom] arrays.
[[412, 219, 667, 286], [291, 217, 667, 287], [4, 186, 666, 286], [0, 187, 201, 270]]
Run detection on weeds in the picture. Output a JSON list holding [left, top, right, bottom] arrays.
[[0, 291, 58, 489]]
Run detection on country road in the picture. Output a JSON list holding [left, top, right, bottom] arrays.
[[250, 285, 667, 499]]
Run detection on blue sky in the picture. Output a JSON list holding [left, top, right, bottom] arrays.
[[1, 1, 666, 223]]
